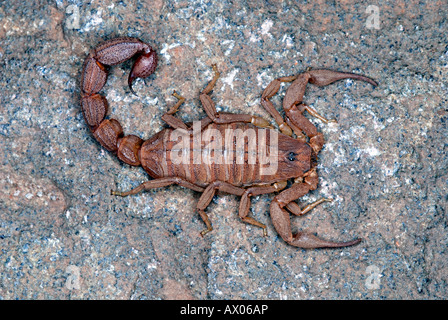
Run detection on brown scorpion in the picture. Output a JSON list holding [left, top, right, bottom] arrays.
[[80, 37, 377, 249]]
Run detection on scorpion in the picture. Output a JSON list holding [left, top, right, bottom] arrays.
[[80, 37, 377, 249]]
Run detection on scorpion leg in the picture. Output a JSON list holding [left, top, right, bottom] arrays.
[[111, 177, 204, 196], [199, 65, 271, 128], [239, 181, 287, 236], [261, 75, 298, 136], [286, 197, 333, 216], [270, 169, 361, 249], [165, 91, 186, 115], [161, 91, 190, 131], [199, 180, 288, 238], [161, 91, 214, 132], [197, 181, 245, 236]]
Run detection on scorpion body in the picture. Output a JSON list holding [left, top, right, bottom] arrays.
[[140, 122, 311, 188], [80, 37, 377, 249]]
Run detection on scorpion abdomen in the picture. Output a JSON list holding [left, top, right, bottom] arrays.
[[139, 123, 311, 187]]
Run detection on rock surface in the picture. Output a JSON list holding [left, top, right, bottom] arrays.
[[0, 0, 447, 299]]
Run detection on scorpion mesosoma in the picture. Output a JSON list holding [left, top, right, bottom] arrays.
[[80, 37, 378, 249]]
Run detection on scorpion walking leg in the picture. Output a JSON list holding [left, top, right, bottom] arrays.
[[111, 177, 204, 196], [197, 181, 245, 236], [165, 91, 186, 116], [286, 197, 333, 216], [261, 75, 298, 136], [199, 65, 271, 128], [239, 181, 287, 236], [161, 91, 214, 132], [161, 91, 190, 131]]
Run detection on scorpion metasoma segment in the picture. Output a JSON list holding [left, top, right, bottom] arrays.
[[80, 37, 377, 249]]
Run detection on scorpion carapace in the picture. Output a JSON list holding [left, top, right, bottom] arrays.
[[81, 37, 377, 249]]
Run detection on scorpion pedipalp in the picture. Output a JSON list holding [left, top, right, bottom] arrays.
[[269, 169, 362, 249], [270, 200, 362, 248]]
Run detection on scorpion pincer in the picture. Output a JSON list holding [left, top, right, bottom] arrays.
[[80, 37, 377, 249]]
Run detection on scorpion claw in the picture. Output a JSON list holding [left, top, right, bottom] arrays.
[[288, 232, 362, 249], [308, 69, 378, 87], [270, 200, 361, 249]]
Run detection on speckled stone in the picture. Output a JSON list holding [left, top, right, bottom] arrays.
[[0, 0, 447, 299]]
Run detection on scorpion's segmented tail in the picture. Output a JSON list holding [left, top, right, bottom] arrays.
[[80, 37, 158, 166]]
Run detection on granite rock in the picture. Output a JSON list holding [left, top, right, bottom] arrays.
[[0, 0, 447, 299]]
